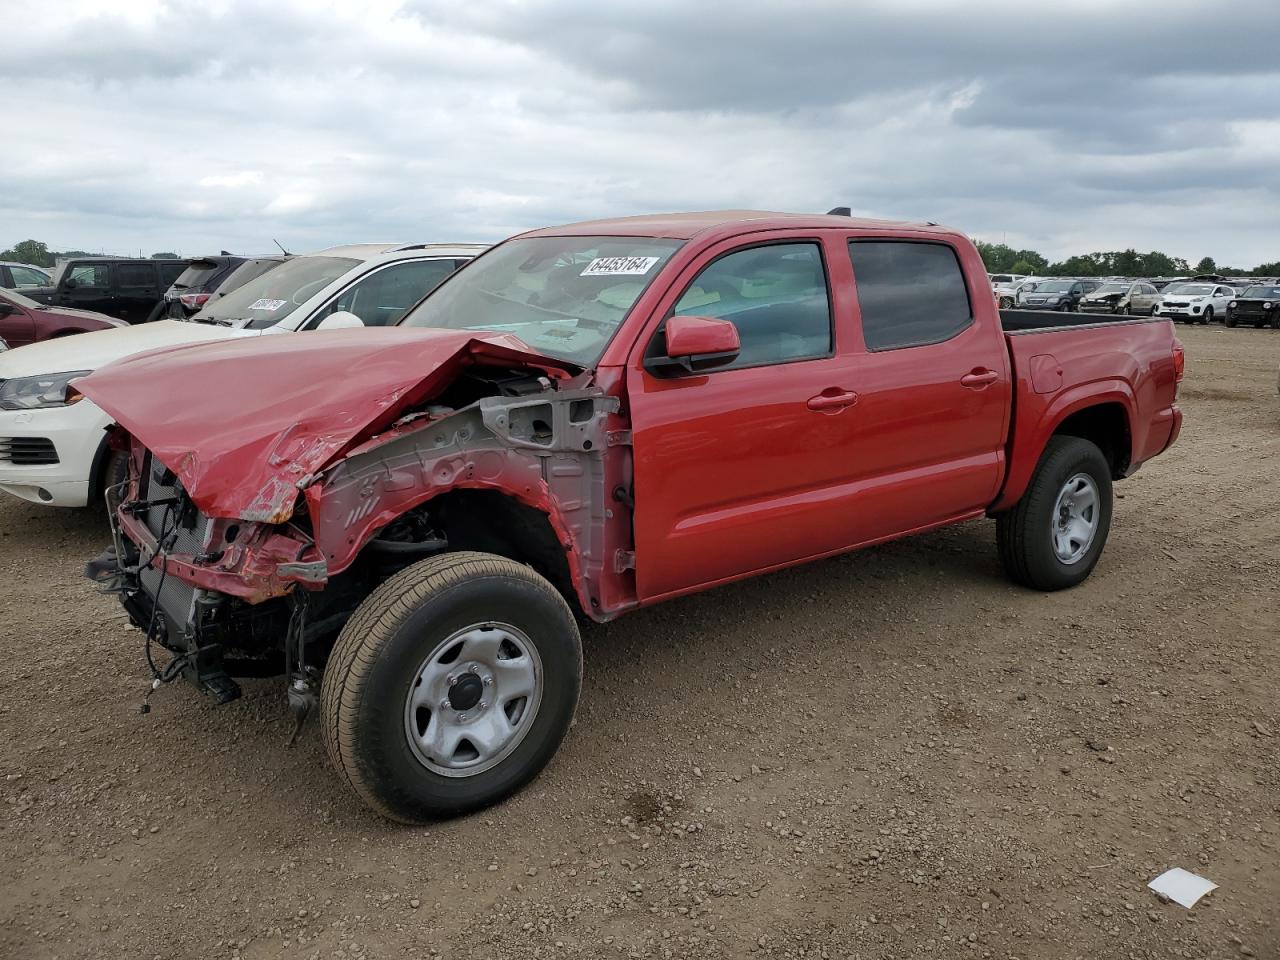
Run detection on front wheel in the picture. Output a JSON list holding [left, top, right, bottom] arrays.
[[1202, 307, 1213, 325], [996, 436, 1113, 591], [1225, 313, 1237, 328], [321, 551, 582, 823]]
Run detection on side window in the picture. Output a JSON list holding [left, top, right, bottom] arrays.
[[68, 264, 110, 288], [848, 241, 972, 351], [320, 259, 460, 328], [9, 266, 47, 287], [116, 263, 155, 287], [669, 242, 831, 369]]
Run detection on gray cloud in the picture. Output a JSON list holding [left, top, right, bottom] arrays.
[[0, 0, 1277, 266]]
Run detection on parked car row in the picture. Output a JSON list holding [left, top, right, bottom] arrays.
[[0, 242, 483, 507], [988, 273, 1280, 327], [2, 252, 295, 328]]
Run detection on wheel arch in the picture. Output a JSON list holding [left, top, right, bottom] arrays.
[[992, 388, 1136, 513]]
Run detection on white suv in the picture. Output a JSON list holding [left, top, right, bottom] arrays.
[[1154, 282, 1235, 324], [0, 243, 484, 507]]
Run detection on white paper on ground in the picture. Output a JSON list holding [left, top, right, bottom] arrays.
[[1148, 868, 1218, 908]]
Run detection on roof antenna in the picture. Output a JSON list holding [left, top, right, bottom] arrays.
[[827, 206, 852, 217], [272, 238, 293, 256]]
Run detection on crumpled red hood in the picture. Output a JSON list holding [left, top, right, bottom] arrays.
[[77, 327, 573, 522]]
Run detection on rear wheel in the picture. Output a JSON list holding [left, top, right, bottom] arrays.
[[321, 551, 582, 823], [996, 437, 1113, 591]]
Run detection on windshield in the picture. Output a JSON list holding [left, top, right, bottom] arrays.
[[1034, 280, 1074, 293], [399, 236, 683, 365], [1164, 284, 1214, 296], [1095, 283, 1130, 294], [194, 255, 358, 328], [1241, 285, 1280, 298]]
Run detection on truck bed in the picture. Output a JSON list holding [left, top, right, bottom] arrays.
[[999, 309, 1155, 333]]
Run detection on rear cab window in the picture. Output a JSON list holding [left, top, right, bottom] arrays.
[[847, 241, 973, 351]]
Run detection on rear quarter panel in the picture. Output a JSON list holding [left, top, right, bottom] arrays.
[[992, 318, 1180, 511]]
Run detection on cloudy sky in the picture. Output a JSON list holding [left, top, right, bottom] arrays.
[[2, 0, 1278, 266]]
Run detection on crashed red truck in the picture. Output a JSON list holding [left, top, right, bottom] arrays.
[[79, 211, 1184, 822]]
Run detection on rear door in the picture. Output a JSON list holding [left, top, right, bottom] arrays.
[[114, 261, 160, 323], [628, 235, 866, 600], [836, 238, 1009, 542]]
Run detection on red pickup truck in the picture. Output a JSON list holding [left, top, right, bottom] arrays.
[[80, 212, 1183, 822]]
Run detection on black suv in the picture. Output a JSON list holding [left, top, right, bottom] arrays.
[[23, 257, 191, 324], [163, 254, 290, 318]]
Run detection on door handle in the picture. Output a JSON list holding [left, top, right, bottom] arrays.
[[960, 369, 999, 388], [807, 389, 859, 411]]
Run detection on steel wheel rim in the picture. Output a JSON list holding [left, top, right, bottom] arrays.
[[1051, 473, 1099, 565], [403, 622, 543, 778]]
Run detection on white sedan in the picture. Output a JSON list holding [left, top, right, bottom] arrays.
[[0, 242, 483, 507], [1154, 282, 1236, 324]]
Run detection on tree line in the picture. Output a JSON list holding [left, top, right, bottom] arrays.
[[0, 239, 179, 267], [975, 241, 1280, 279]]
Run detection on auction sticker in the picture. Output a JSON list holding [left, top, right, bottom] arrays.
[[580, 256, 660, 277], [248, 298, 287, 311]]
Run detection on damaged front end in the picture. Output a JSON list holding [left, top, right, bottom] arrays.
[[80, 329, 631, 712]]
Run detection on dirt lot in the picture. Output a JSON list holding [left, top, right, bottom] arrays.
[[1, 323, 1277, 960]]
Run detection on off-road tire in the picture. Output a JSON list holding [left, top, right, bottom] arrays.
[[321, 551, 582, 823], [1225, 313, 1237, 328], [996, 436, 1113, 591]]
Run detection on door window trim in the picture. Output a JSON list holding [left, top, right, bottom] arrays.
[[643, 238, 836, 375], [846, 238, 975, 353]]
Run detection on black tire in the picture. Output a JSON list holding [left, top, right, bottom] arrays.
[[321, 551, 582, 823], [1225, 314, 1237, 328], [99, 447, 129, 503], [1202, 307, 1213, 325], [1271, 316, 1280, 330], [1121, 303, 1132, 316], [996, 436, 1113, 591]]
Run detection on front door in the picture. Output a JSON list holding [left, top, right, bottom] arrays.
[[628, 237, 867, 600], [61, 263, 115, 315]]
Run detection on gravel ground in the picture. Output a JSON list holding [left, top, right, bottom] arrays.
[[1, 323, 1277, 960]]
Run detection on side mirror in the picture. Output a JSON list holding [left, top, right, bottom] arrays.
[[63, 277, 78, 290], [0, 302, 13, 316], [646, 315, 741, 376], [316, 310, 364, 331]]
